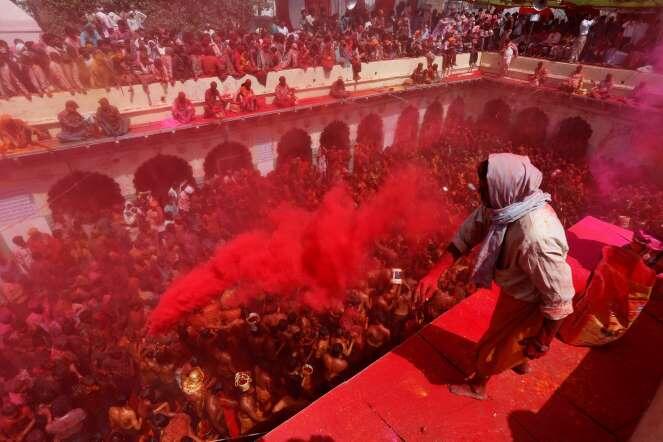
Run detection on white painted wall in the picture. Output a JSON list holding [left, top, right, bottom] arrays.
[[1, 52, 659, 244], [0, 55, 445, 129]]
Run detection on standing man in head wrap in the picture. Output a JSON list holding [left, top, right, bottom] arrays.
[[416, 153, 574, 400]]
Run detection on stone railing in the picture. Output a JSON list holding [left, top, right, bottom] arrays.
[[4, 51, 660, 134], [480, 52, 663, 99], [0, 53, 475, 131]]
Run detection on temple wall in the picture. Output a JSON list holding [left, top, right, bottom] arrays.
[[479, 52, 663, 98], [2, 52, 660, 248], [0, 54, 473, 130], [2, 51, 658, 130]]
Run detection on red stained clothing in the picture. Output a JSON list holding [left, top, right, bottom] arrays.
[[201, 55, 220, 76]]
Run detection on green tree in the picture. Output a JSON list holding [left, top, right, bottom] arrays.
[[18, 0, 262, 34]]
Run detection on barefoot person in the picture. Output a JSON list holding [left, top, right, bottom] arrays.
[[501, 39, 518, 76], [416, 153, 574, 400], [236, 79, 259, 112]]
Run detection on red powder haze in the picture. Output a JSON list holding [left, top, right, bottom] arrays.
[[149, 166, 453, 334]]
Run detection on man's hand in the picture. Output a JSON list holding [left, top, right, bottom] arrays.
[[415, 270, 442, 305], [415, 244, 462, 305]]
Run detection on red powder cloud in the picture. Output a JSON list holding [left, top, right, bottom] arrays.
[[148, 166, 452, 334]]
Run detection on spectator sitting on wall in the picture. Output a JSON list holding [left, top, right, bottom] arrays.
[[0, 115, 50, 153], [590, 74, 613, 100], [204, 81, 229, 119], [171, 92, 195, 125], [530, 61, 548, 87], [273, 76, 297, 108], [95, 98, 129, 137], [408, 62, 428, 85], [330, 77, 351, 99], [427, 63, 440, 82], [57, 100, 97, 142], [236, 79, 259, 112], [559, 65, 584, 94]]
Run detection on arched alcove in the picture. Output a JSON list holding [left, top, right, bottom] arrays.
[[553, 116, 593, 159], [444, 97, 465, 128], [133, 154, 194, 202], [203, 141, 254, 179], [511, 107, 550, 147], [48, 171, 124, 223], [419, 99, 444, 149], [276, 128, 313, 169], [393, 105, 420, 150], [357, 113, 384, 151]]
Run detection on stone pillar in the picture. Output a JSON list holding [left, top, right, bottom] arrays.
[[383, 111, 399, 149], [189, 158, 205, 183]]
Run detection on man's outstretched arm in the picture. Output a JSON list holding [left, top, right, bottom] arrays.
[[415, 243, 463, 304]]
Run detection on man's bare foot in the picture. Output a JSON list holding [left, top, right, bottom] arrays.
[[511, 362, 531, 375], [448, 383, 487, 400]]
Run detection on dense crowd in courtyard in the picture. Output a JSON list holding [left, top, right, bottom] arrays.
[[0, 2, 662, 441], [1, 97, 661, 440]]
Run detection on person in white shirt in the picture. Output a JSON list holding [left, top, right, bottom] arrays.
[[275, 21, 289, 36], [622, 19, 637, 42], [107, 11, 121, 30], [130, 9, 147, 27], [305, 12, 315, 29], [127, 10, 146, 32], [626, 19, 648, 46], [501, 39, 518, 76], [570, 16, 595, 62], [94, 6, 114, 34], [417, 153, 574, 400]]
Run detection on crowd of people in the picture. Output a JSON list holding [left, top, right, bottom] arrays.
[[524, 60, 651, 105], [1, 2, 661, 101], [0, 2, 659, 153], [0, 54, 649, 152], [1, 91, 661, 440]]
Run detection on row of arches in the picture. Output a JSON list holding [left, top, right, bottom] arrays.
[[478, 98, 593, 158], [46, 98, 594, 221]]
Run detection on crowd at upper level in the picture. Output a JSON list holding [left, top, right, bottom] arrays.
[[0, 2, 661, 101]]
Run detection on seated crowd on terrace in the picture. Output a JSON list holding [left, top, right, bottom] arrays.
[[0, 2, 661, 101]]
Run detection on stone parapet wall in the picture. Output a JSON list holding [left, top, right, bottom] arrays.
[[4, 51, 659, 129], [2, 54, 661, 246], [0, 54, 473, 130], [480, 52, 663, 98]]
